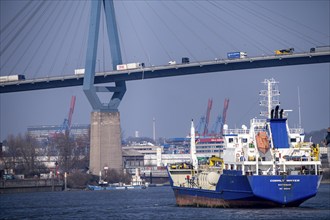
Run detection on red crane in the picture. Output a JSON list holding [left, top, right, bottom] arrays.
[[56, 95, 76, 135], [220, 98, 229, 136], [203, 98, 213, 136], [67, 95, 76, 132]]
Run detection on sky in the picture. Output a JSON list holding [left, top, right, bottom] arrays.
[[0, 0, 329, 141]]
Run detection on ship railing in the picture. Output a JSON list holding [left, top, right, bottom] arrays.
[[289, 128, 304, 134], [250, 118, 267, 125], [223, 129, 249, 135], [254, 128, 267, 133], [239, 159, 321, 176]]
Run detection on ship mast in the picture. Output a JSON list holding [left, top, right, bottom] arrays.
[[259, 78, 280, 175], [259, 78, 280, 119], [298, 87, 301, 128], [190, 120, 198, 170]]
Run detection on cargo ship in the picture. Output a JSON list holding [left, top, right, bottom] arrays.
[[167, 78, 322, 208]]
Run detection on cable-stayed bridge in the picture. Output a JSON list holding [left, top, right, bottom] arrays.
[[1, 1, 329, 94], [1, 51, 329, 93], [1, 0, 329, 175]]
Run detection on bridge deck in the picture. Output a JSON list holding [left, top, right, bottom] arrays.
[[1, 52, 329, 93]]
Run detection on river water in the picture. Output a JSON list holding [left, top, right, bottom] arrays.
[[1, 184, 329, 220]]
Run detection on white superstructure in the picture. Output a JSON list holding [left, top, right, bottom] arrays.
[[222, 78, 320, 176]]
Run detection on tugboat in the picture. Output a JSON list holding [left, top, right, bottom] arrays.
[[167, 78, 322, 208]]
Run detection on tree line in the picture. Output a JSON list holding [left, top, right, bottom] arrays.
[[1, 132, 89, 178]]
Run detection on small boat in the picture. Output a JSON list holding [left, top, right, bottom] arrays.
[[87, 184, 146, 191], [87, 168, 147, 190], [167, 78, 322, 208]]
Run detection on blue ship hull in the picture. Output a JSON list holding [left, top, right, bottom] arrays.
[[170, 170, 322, 208]]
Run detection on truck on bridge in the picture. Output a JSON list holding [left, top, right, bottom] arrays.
[[74, 69, 85, 75], [116, 62, 145, 71], [227, 52, 247, 59], [310, 45, 330, 53], [275, 48, 294, 55], [0, 74, 25, 83]]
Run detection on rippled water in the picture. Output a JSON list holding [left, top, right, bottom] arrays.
[[1, 184, 329, 220]]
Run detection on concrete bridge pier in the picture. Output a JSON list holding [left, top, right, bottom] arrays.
[[89, 111, 123, 176], [84, 0, 125, 176]]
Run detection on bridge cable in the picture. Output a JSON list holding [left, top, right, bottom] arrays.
[[231, 1, 307, 51], [207, 1, 281, 53], [77, 4, 90, 70], [208, 1, 295, 53], [0, 0, 33, 35], [229, 1, 301, 50], [6, 1, 61, 77], [116, 26, 128, 68], [251, 1, 330, 45], [235, 1, 322, 50], [145, 1, 198, 62], [161, 1, 219, 59], [1, 1, 49, 75], [0, 1, 46, 56], [134, 2, 174, 63], [0, 1, 34, 45], [48, 1, 80, 76], [33, 1, 75, 77], [60, 0, 88, 76], [21, 1, 66, 78], [121, 2, 152, 66], [195, 1, 271, 55], [177, 1, 240, 57]]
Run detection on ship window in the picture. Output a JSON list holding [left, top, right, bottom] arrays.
[[241, 138, 248, 143], [290, 138, 296, 143], [229, 138, 234, 143]]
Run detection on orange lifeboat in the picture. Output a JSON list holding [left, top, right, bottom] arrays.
[[256, 131, 270, 154]]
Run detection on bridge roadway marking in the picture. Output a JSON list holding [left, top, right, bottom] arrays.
[[1, 51, 329, 94]]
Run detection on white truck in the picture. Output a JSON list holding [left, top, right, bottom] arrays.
[[116, 62, 144, 71], [74, 68, 85, 75], [0, 74, 25, 83]]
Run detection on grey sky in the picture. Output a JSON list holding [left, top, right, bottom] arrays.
[[0, 1, 329, 141]]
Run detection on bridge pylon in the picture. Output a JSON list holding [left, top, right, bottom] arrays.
[[83, 0, 125, 176]]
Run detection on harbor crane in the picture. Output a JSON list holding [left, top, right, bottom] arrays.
[[196, 99, 213, 137], [57, 95, 76, 135]]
